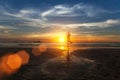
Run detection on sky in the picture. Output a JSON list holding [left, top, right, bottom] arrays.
[[0, 0, 120, 42]]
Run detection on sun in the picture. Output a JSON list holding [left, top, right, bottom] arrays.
[[59, 36, 66, 43], [52, 33, 67, 43], [60, 37, 65, 42]]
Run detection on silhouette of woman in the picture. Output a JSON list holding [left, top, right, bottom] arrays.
[[66, 31, 72, 63]]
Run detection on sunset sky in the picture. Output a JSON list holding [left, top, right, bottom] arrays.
[[0, 0, 120, 42]]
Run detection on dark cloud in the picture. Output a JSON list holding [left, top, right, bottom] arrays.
[[72, 25, 120, 36]]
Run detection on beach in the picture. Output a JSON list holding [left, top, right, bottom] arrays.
[[0, 47, 120, 80]]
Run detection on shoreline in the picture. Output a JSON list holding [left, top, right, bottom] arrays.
[[0, 47, 120, 80]]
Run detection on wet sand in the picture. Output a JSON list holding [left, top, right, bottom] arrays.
[[0, 47, 120, 80]]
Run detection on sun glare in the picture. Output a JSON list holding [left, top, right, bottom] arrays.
[[59, 36, 66, 43], [60, 46, 65, 50]]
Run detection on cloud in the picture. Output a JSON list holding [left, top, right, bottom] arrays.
[[1, 5, 120, 29], [0, 25, 5, 29], [41, 3, 105, 20], [2, 9, 47, 28], [4, 9, 36, 17], [0, 3, 118, 29], [0, 25, 16, 29], [0, 3, 120, 38], [68, 19, 120, 36], [41, 5, 74, 20], [61, 19, 120, 28], [4, 9, 43, 21]]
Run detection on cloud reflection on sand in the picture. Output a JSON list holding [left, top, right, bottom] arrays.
[[41, 54, 95, 79]]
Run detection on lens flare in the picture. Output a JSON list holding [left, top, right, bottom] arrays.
[[38, 44, 47, 52], [16, 50, 30, 65], [32, 44, 47, 56], [32, 46, 41, 56], [0, 53, 22, 75], [7, 54, 22, 70], [0, 54, 14, 74]]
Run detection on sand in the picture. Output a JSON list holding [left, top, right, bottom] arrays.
[[0, 47, 120, 80]]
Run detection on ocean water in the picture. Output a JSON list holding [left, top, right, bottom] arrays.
[[0, 42, 120, 50]]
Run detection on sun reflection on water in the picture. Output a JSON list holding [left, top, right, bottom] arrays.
[[60, 46, 65, 50]]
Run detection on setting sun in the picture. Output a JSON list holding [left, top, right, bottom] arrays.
[[60, 37, 65, 42], [59, 36, 66, 43]]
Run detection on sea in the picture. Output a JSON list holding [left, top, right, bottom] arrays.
[[0, 42, 120, 51]]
